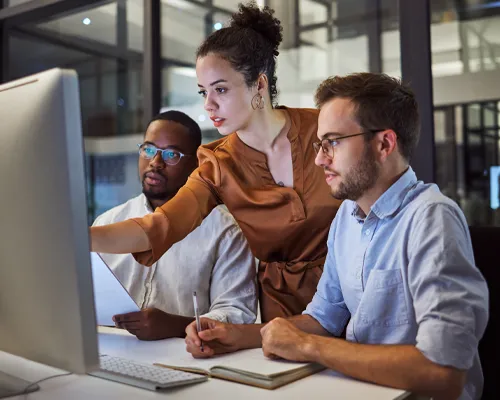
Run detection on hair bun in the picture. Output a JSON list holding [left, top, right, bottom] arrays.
[[230, 2, 283, 53]]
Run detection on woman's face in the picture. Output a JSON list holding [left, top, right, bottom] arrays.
[[196, 54, 258, 135]]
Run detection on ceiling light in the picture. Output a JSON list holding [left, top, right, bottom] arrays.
[[213, 22, 222, 30], [83, 18, 91, 25]]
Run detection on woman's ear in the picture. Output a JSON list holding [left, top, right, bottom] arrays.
[[257, 73, 268, 94]]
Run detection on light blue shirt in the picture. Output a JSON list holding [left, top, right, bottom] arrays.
[[304, 167, 489, 400]]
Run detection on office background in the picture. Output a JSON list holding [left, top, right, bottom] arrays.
[[1, 0, 499, 225]]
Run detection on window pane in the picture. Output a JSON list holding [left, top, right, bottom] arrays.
[[467, 104, 482, 129], [7, 1, 145, 220], [10, 1, 144, 139], [431, 1, 500, 78]]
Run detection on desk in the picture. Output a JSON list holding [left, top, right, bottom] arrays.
[[2, 327, 411, 400]]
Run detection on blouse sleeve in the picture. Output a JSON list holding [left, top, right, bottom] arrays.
[[131, 147, 222, 266]]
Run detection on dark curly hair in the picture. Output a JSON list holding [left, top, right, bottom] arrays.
[[196, 1, 283, 107]]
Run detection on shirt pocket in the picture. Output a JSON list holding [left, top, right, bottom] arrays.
[[357, 269, 409, 327]]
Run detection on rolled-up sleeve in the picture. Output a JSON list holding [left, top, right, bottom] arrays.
[[202, 218, 257, 324], [303, 221, 350, 336], [408, 203, 489, 370], [132, 148, 221, 266]]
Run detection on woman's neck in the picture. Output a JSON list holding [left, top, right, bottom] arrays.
[[236, 107, 288, 153]]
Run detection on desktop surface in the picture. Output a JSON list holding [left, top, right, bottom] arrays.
[[2, 327, 411, 400]]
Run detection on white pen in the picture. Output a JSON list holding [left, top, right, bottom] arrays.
[[192, 291, 204, 352]]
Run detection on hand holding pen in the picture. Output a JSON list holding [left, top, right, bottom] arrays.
[[192, 291, 204, 352]]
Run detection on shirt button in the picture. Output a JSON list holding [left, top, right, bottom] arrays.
[[365, 229, 371, 235]]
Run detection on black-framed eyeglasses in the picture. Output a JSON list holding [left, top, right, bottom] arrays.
[[312, 129, 385, 158], [137, 143, 192, 166]]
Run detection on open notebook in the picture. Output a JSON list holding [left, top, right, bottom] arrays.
[[153, 342, 325, 390]]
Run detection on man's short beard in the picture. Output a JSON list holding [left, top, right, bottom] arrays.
[[141, 181, 170, 202], [331, 144, 380, 201]]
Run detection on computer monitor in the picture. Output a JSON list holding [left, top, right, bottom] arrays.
[[0, 69, 99, 397]]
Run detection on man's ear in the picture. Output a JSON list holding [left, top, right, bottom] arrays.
[[378, 129, 398, 160]]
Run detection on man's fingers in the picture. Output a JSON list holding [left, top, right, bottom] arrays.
[[260, 324, 269, 337], [115, 321, 126, 329], [186, 318, 225, 346], [262, 347, 276, 359], [198, 325, 227, 341], [124, 327, 140, 336], [199, 318, 218, 330], [185, 322, 197, 336], [207, 320, 219, 330], [185, 336, 201, 348], [121, 322, 142, 331], [185, 322, 202, 346], [113, 312, 142, 323], [114, 311, 142, 329], [186, 343, 215, 358]]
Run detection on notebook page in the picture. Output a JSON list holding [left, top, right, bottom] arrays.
[[157, 345, 310, 376]]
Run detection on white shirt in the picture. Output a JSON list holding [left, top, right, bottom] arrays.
[[93, 194, 257, 324]]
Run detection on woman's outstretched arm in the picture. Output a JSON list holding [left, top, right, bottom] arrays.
[[90, 220, 150, 254]]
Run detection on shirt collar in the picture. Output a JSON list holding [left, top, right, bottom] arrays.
[[140, 193, 154, 213], [350, 166, 418, 221]]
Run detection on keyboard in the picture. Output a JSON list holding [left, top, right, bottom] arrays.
[[88, 354, 208, 391]]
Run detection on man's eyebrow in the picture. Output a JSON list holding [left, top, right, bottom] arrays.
[[197, 79, 228, 88], [320, 132, 342, 140]]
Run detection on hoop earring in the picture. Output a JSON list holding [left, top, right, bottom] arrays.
[[251, 93, 265, 110]]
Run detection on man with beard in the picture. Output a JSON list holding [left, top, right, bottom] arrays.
[[185, 74, 488, 400], [93, 110, 257, 340]]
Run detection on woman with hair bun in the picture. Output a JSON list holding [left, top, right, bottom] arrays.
[[91, 1, 341, 349]]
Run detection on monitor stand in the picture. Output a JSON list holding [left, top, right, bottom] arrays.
[[0, 371, 39, 398]]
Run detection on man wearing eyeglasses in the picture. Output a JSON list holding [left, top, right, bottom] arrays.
[[93, 110, 257, 340], [185, 74, 488, 399]]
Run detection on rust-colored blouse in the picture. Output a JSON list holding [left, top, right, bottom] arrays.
[[132, 107, 341, 322]]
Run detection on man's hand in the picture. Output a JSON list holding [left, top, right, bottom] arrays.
[[113, 308, 193, 341], [260, 318, 316, 362], [185, 318, 247, 358]]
